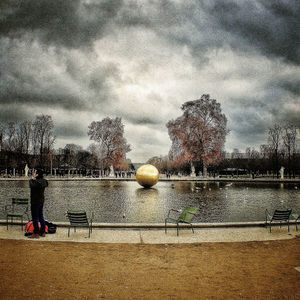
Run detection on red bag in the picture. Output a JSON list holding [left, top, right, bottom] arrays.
[[25, 221, 48, 236]]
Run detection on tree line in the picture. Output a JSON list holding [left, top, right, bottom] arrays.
[[0, 94, 299, 178], [0, 115, 55, 175], [0, 115, 131, 176], [148, 95, 299, 178], [148, 123, 300, 178]]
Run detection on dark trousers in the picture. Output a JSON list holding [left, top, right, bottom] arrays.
[[31, 203, 45, 234]]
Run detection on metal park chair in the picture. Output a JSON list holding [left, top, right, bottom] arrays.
[[265, 209, 292, 233], [291, 212, 299, 231], [66, 210, 93, 238], [165, 206, 199, 236], [5, 198, 30, 230]]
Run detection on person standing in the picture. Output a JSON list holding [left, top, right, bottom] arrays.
[[28, 169, 48, 239]]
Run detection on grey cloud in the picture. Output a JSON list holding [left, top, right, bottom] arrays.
[[120, 111, 163, 126], [0, 38, 120, 111], [55, 122, 87, 138], [128, 0, 300, 66], [230, 111, 268, 135], [64, 59, 120, 105], [115, 92, 168, 126], [2, 0, 299, 66], [273, 79, 300, 97], [127, 117, 158, 126], [228, 110, 270, 148], [0, 72, 87, 111], [0, 0, 123, 48], [0, 105, 31, 122], [116, 0, 183, 28], [0, 0, 299, 161], [204, 1, 300, 64]]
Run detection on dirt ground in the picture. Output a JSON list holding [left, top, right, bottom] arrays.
[[0, 237, 299, 300]]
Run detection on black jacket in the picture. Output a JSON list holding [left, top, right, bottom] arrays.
[[29, 178, 48, 204]]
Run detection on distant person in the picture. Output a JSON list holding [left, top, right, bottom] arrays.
[[28, 169, 48, 239]]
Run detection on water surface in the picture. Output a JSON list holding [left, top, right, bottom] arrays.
[[0, 180, 299, 223]]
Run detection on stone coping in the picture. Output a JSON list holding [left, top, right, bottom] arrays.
[[1, 220, 297, 229], [0, 223, 298, 244], [1, 177, 300, 183]]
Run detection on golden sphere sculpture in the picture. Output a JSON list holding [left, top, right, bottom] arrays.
[[136, 164, 159, 188]]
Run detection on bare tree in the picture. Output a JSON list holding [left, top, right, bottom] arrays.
[[6, 122, 17, 152], [282, 123, 297, 178], [20, 121, 32, 154], [15, 121, 32, 154], [268, 124, 282, 178], [32, 115, 55, 168], [166, 94, 228, 177], [64, 144, 83, 169], [0, 122, 6, 152], [88, 117, 131, 170], [260, 144, 271, 159]]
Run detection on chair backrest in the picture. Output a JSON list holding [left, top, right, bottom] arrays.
[[271, 209, 292, 221], [67, 211, 89, 226], [11, 198, 28, 213], [178, 206, 199, 222], [12, 198, 28, 205]]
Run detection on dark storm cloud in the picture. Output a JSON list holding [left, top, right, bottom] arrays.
[[0, 105, 31, 122], [125, 116, 158, 126], [0, 37, 120, 111], [0, 0, 299, 159], [203, 1, 300, 64], [230, 109, 269, 136], [55, 122, 87, 138], [0, 74, 87, 111], [273, 78, 300, 97], [125, 0, 300, 66], [0, 0, 123, 48], [1, 0, 299, 63], [0, 69, 86, 111]]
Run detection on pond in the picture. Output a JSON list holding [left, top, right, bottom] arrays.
[[0, 180, 299, 223]]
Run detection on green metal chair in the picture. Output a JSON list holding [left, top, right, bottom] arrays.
[[5, 198, 30, 230], [66, 210, 93, 238], [165, 206, 199, 236], [265, 209, 292, 233], [292, 212, 299, 231]]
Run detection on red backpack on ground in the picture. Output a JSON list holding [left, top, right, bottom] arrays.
[[24, 221, 48, 236]]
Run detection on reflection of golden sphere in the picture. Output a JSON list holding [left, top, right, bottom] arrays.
[[136, 164, 159, 188]]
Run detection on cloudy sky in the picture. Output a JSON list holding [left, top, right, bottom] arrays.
[[1, 0, 299, 162]]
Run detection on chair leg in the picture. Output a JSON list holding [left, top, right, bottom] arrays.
[[68, 227, 70, 237], [21, 217, 23, 231], [6, 216, 8, 230], [165, 220, 167, 234], [177, 223, 179, 236], [288, 221, 290, 232], [191, 224, 194, 234]]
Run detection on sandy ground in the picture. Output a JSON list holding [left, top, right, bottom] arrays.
[[0, 235, 300, 300]]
